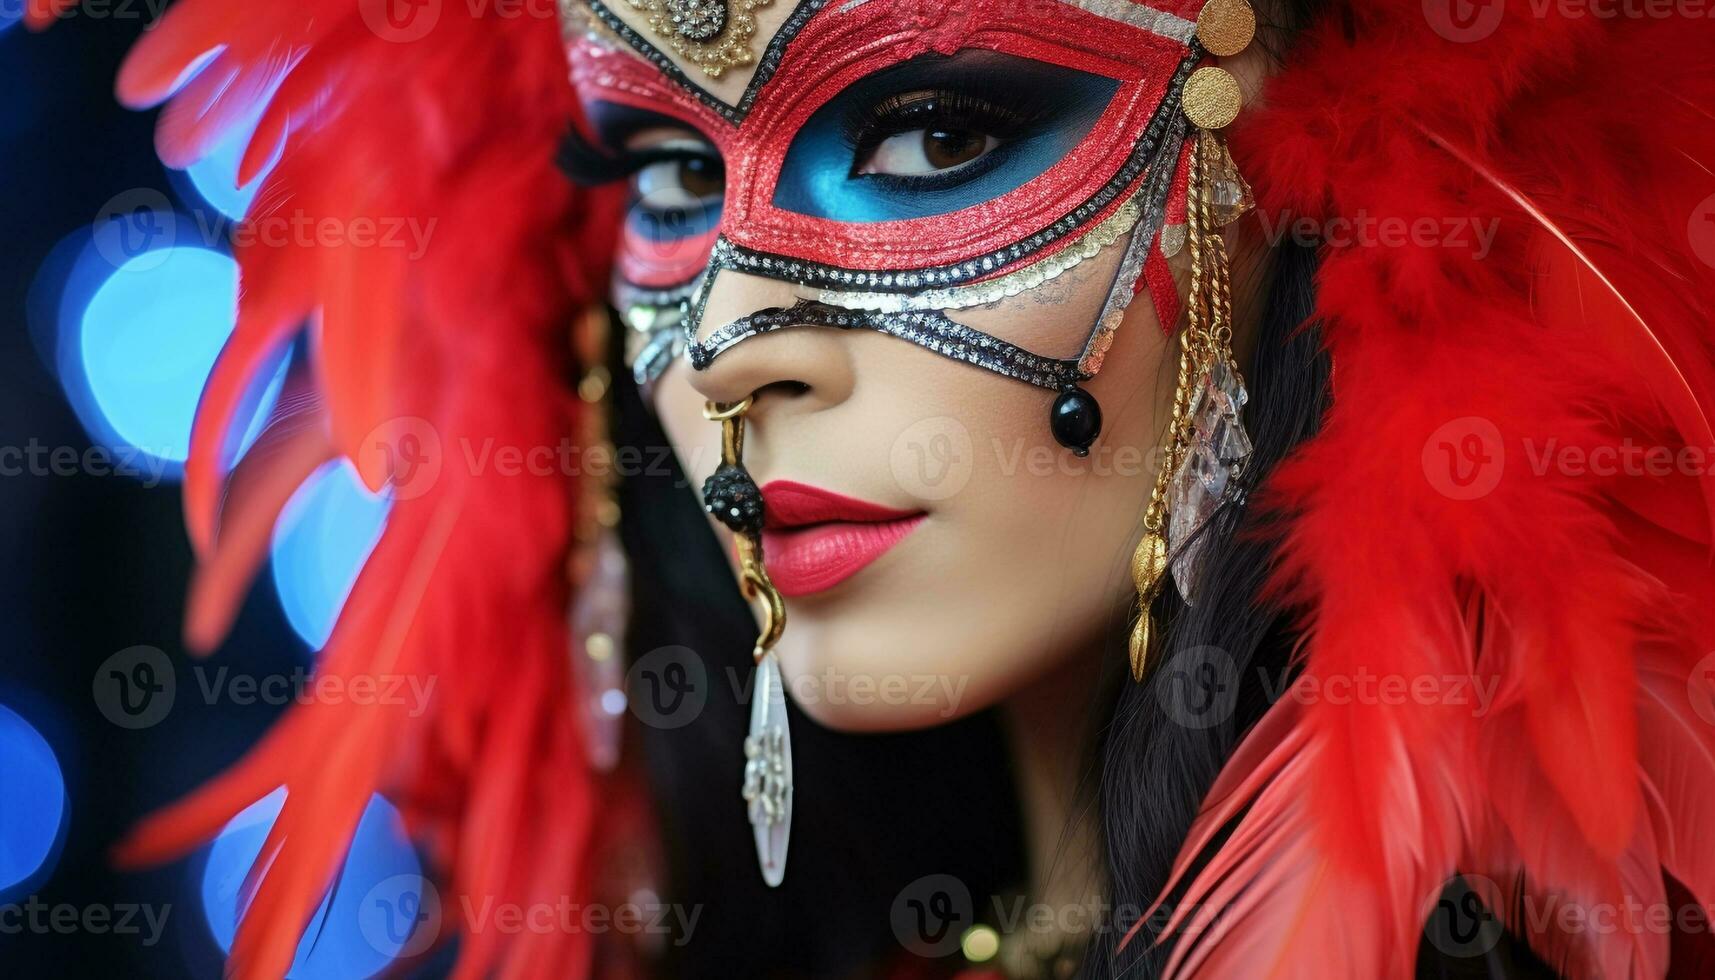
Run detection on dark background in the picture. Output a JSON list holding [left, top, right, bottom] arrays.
[[0, 8, 372, 976]]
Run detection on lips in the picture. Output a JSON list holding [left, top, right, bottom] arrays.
[[759, 481, 924, 597]]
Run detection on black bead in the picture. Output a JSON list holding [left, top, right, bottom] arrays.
[[1050, 385, 1102, 457], [702, 463, 765, 534]]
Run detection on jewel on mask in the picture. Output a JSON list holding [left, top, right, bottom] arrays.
[[666, 0, 726, 40], [619, 0, 776, 78]]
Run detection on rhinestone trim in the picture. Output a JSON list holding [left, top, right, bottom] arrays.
[[1080, 111, 1186, 375], [811, 193, 1144, 315], [688, 300, 1087, 389]]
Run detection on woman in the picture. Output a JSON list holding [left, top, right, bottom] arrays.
[[27, 0, 1715, 976]]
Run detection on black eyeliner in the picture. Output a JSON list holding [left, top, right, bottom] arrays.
[[558, 125, 722, 188]]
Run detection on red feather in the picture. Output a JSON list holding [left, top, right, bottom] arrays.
[[1151, 4, 1715, 975], [36, 0, 623, 977]]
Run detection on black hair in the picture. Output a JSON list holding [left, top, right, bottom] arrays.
[[1087, 233, 1326, 978]]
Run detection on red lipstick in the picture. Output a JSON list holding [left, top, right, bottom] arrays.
[[759, 481, 924, 597]]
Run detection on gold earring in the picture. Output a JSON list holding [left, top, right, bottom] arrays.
[[1129, 4, 1258, 682]]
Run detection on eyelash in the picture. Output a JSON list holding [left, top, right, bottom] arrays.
[[557, 128, 722, 189], [840, 89, 1051, 171]]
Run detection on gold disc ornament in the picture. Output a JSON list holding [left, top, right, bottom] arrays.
[[1196, 0, 1257, 58], [1182, 66, 1243, 131]]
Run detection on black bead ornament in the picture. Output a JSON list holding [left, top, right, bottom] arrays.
[[1050, 385, 1103, 457], [703, 463, 766, 534]]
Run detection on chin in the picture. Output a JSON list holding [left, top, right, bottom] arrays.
[[770, 608, 1011, 733]]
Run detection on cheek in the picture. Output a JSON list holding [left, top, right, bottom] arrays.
[[766, 263, 1175, 733], [655, 360, 727, 502]]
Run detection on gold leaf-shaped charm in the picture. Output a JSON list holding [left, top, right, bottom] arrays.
[[1128, 618, 1151, 682], [1128, 533, 1169, 681], [1131, 532, 1169, 596]]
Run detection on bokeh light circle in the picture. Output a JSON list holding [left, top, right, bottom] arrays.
[[70, 245, 285, 470], [271, 461, 391, 649], [0, 704, 69, 899], [201, 788, 425, 978]]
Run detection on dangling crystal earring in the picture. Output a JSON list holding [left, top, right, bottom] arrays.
[[1130, 2, 1258, 682], [700, 398, 792, 886]]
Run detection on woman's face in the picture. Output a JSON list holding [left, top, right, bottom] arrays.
[[564, 0, 1265, 730]]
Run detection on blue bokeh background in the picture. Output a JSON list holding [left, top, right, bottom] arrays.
[[0, 10, 434, 978]]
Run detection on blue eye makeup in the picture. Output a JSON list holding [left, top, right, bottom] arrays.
[[772, 52, 1120, 223]]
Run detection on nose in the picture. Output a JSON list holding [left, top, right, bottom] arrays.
[[684, 269, 857, 414]]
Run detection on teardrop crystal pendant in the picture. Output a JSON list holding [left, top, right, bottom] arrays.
[[1166, 356, 1252, 604], [742, 650, 792, 887], [1206, 138, 1255, 228]]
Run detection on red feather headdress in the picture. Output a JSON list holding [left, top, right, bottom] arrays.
[[31, 1, 621, 977], [1142, 6, 1715, 977], [27, 0, 1715, 977]]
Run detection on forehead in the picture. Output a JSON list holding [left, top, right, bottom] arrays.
[[565, 0, 1201, 125]]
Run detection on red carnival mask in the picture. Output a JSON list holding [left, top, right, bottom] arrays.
[[562, 0, 1203, 449]]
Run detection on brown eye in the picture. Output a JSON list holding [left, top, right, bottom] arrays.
[[677, 156, 725, 199], [630, 140, 725, 216], [857, 126, 1002, 177], [922, 130, 984, 170]]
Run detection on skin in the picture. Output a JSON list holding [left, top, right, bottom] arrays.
[[573, 0, 1281, 916]]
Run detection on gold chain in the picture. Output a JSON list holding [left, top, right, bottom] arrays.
[[1128, 130, 1242, 681]]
